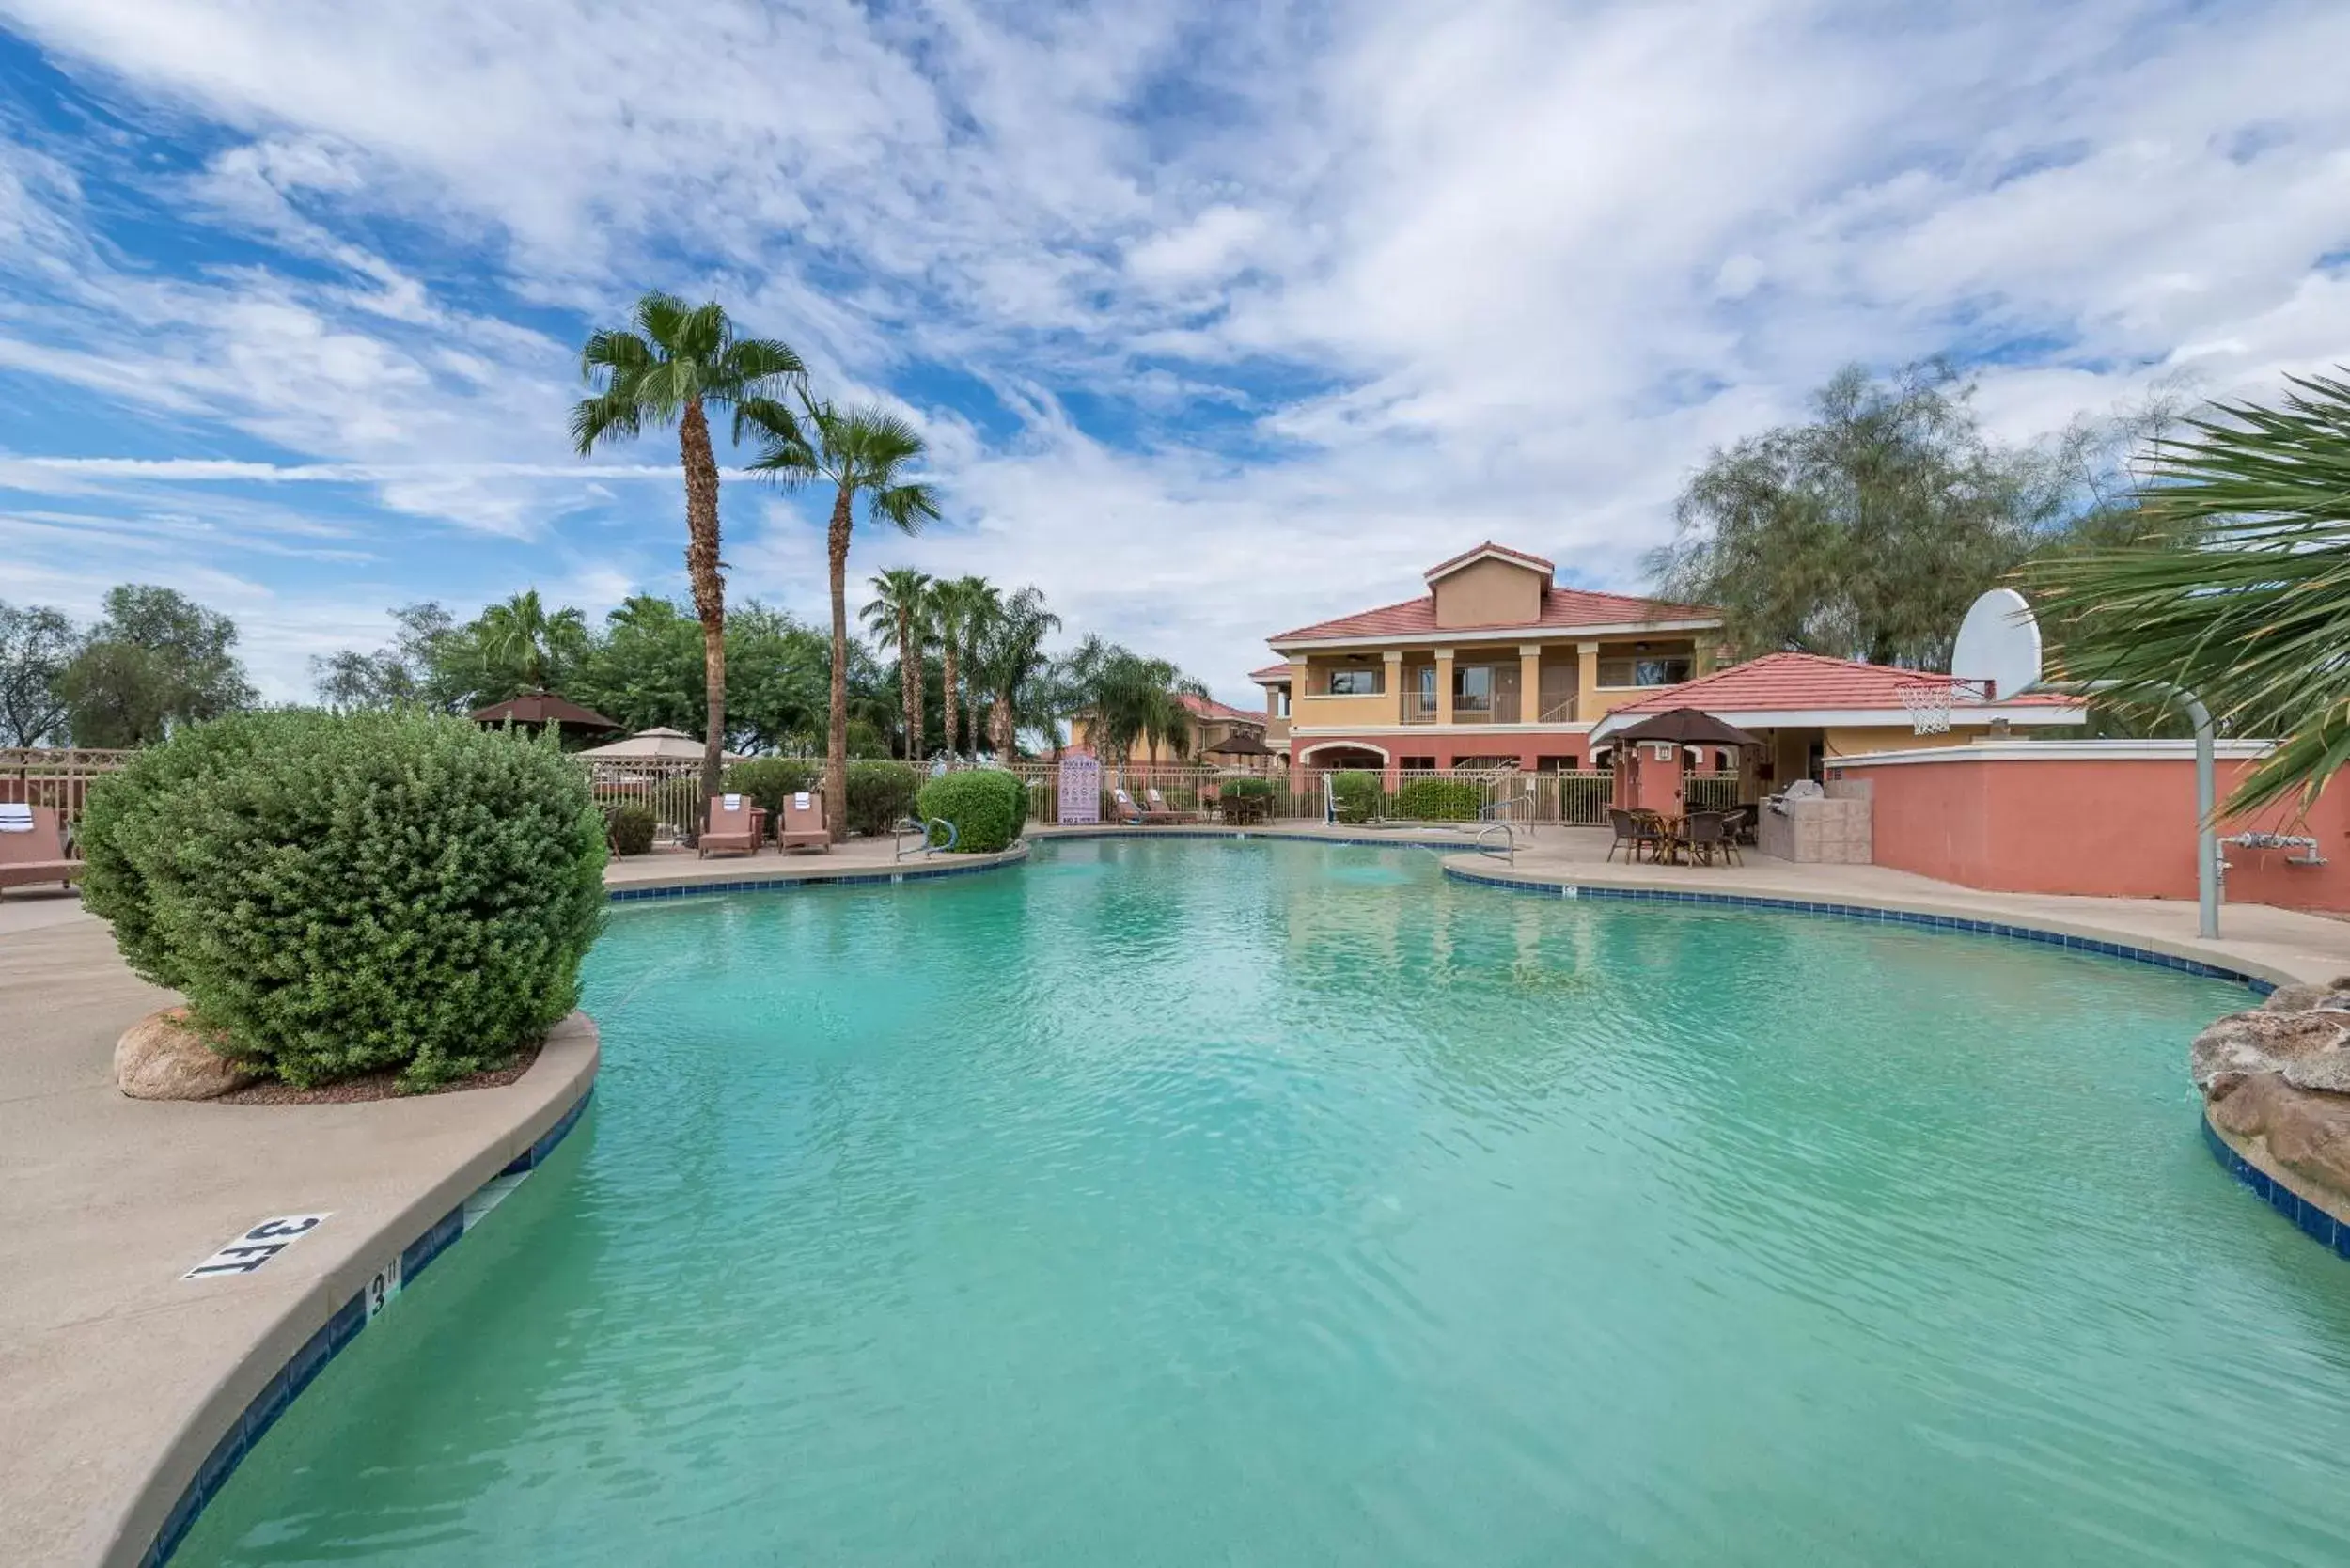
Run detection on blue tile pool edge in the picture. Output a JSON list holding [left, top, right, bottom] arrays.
[[137, 1082, 598, 1568], [606, 842, 1029, 902], [1440, 864, 2280, 996], [2202, 1114, 2350, 1262]]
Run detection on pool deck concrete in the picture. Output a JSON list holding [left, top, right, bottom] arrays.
[[7, 823, 2349, 1565]]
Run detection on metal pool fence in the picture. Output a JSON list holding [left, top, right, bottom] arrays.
[[0, 748, 134, 841]]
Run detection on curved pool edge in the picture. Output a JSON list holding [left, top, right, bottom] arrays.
[[607, 841, 1028, 901], [2203, 1113, 2350, 1262], [114, 1016, 602, 1568], [1439, 858, 2292, 994]]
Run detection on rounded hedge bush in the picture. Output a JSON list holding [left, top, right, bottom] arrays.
[[1391, 776, 1480, 822], [915, 768, 1028, 853], [1330, 770, 1382, 824], [79, 709, 607, 1090], [604, 801, 657, 855], [844, 760, 922, 838]]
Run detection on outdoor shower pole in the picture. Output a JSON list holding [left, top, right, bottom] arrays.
[[2039, 680, 2219, 940]]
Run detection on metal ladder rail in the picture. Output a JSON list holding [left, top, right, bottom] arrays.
[[894, 816, 959, 861], [1472, 822, 1515, 865]]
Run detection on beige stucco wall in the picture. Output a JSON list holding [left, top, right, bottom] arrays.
[[1823, 725, 1974, 759], [1292, 692, 1401, 728], [1432, 558, 1543, 629]]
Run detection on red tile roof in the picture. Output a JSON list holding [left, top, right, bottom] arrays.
[[1423, 541, 1556, 581], [1179, 692, 1264, 724], [1609, 651, 2079, 713], [1270, 586, 1716, 645], [1247, 662, 1292, 682]]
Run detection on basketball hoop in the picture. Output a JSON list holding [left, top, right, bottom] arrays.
[[1897, 677, 1990, 735]]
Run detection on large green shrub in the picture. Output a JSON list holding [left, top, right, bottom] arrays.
[[724, 757, 820, 828], [1218, 776, 1274, 824], [916, 768, 1027, 853], [1330, 770, 1382, 824], [844, 760, 922, 838], [603, 801, 657, 855], [1391, 776, 1480, 822], [79, 710, 607, 1089]]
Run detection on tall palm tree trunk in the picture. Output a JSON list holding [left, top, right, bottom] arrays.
[[897, 606, 919, 761], [942, 641, 962, 762], [824, 485, 854, 841], [678, 398, 727, 808], [991, 692, 1014, 760]]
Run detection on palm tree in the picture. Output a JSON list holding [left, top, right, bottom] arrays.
[[928, 575, 999, 761], [969, 586, 1061, 760], [2028, 370, 2350, 817], [861, 568, 933, 761], [477, 589, 587, 694], [1056, 635, 1208, 764], [749, 399, 942, 835], [570, 293, 804, 804]]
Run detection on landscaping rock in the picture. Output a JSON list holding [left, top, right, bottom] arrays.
[[2207, 1072, 2350, 1205], [115, 1007, 258, 1101], [2261, 983, 2331, 1013], [2190, 1009, 2350, 1097]]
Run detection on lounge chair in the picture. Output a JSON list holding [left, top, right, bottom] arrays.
[[0, 804, 81, 898], [1110, 787, 1153, 825], [698, 793, 764, 858], [778, 791, 830, 854], [1144, 787, 1194, 823]]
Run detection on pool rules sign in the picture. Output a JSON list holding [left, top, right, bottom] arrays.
[[1058, 752, 1100, 825]]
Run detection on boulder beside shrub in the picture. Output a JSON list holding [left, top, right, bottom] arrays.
[[78, 709, 607, 1090], [116, 1006, 258, 1101], [916, 769, 1028, 853]]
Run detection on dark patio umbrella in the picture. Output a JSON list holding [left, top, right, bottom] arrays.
[[468, 690, 620, 737], [1607, 707, 1763, 749], [1206, 729, 1272, 757]]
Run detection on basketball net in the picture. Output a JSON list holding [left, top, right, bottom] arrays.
[[1897, 677, 1990, 735]]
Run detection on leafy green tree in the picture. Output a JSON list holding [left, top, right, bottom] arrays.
[[60, 585, 255, 746], [311, 603, 459, 711], [751, 400, 942, 836], [1650, 362, 2062, 668], [862, 567, 932, 760], [724, 601, 833, 755], [0, 601, 77, 745], [570, 595, 704, 733], [970, 585, 1060, 758], [2029, 370, 2350, 816], [571, 293, 805, 802]]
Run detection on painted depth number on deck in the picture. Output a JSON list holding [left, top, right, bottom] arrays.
[[182, 1214, 332, 1280]]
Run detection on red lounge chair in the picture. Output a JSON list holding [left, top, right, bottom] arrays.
[[0, 804, 81, 898], [1144, 787, 1195, 823], [778, 791, 831, 854], [698, 794, 764, 858], [1110, 787, 1151, 824]]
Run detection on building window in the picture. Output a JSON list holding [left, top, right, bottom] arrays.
[[1597, 656, 1692, 688], [1453, 665, 1494, 712], [1326, 667, 1381, 696], [1415, 665, 1437, 713], [1270, 688, 1291, 717]]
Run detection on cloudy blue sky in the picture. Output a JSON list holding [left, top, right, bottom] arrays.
[[3, 1, 2346, 705]]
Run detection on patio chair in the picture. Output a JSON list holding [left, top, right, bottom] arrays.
[[1715, 808, 1749, 865], [1606, 808, 1663, 864], [1110, 787, 1156, 825], [778, 791, 831, 854], [0, 804, 82, 898], [698, 793, 764, 858], [1145, 787, 1195, 823], [1682, 810, 1732, 867]]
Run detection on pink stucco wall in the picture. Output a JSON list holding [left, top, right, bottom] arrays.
[[1830, 752, 2350, 912]]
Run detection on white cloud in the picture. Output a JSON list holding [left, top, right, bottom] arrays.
[[0, 0, 2345, 709]]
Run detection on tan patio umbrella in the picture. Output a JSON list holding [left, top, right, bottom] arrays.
[[576, 727, 749, 763]]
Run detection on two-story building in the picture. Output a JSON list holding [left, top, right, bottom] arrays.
[[1252, 542, 1726, 773]]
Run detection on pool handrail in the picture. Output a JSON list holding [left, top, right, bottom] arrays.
[[894, 815, 958, 860]]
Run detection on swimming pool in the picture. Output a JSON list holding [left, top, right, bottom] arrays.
[[178, 838, 2350, 1565]]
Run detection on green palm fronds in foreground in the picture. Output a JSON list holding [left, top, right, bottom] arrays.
[[2028, 370, 2350, 819]]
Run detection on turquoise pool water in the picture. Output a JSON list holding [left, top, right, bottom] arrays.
[[180, 839, 2350, 1566]]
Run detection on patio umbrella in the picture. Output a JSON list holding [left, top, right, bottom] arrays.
[[1205, 729, 1272, 757], [468, 690, 619, 737], [575, 726, 748, 762], [1607, 707, 1764, 749]]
